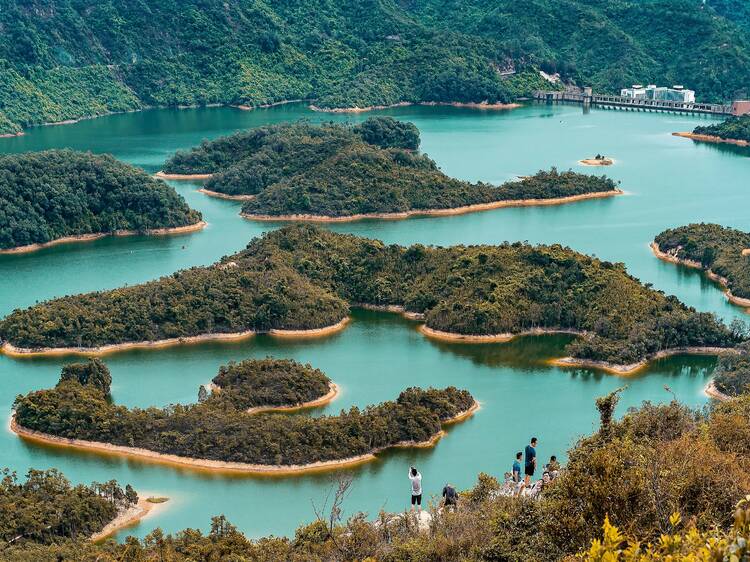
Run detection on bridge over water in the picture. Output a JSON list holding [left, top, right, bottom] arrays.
[[533, 90, 735, 116]]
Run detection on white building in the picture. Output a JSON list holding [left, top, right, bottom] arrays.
[[620, 84, 695, 103]]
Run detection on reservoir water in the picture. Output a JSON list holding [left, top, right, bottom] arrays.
[[0, 103, 748, 539]]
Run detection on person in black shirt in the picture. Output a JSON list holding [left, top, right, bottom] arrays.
[[442, 483, 458, 510], [524, 437, 538, 488]]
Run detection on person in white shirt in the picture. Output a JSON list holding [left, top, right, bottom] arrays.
[[409, 466, 422, 512]]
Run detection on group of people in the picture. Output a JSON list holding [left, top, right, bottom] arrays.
[[509, 437, 559, 497], [406, 437, 560, 512]]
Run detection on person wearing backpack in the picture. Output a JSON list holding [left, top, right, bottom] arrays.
[[409, 466, 423, 512], [442, 482, 458, 511]]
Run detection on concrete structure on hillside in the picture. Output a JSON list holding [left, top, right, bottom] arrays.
[[620, 84, 696, 103]]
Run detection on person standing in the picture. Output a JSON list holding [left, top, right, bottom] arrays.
[[512, 451, 523, 483], [524, 437, 538, 488], [409, 466, 422, 512]]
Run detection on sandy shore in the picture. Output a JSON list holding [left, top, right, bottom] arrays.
[[91, 495, 168, 542], [743, 249, 750, 257], [354, 303, 425, 321], [242, 190, 623, 223], [419, 325, 583, 343], [10, 401, 478, 475], [0, 131, 24, 138], [310, 101, 521, 113], [704, 380, 732, 402], [579, 158, 614, 166], [0, 318, 350, 357], [651, 242, 750, 309], [198, 188, 256, 201], [155, 171, 214, 180], [245, 382, 340, 414], [234, 99, 304, 111], [673, 132, 750, 147], [550, 347, 740, 376], [0, 221, 207, 256]]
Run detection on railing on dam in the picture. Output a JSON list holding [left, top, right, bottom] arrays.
[[532, 91, 733, 116]]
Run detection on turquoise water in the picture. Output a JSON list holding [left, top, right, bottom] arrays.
[[0, 103, 747, 539]]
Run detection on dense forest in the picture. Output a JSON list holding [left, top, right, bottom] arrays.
[[1, 0, 750, 135], [0, 467, 136, 547], [211, 357, 332, 410], [654, 223, 750, 299], [0, 149, 202, 250], [693, 114, 750, 142], [13, 360, 474, 466], [5, 388, 750, 560], [1, 225, 741, 365], [165, 118, 618, 217], [713, 342, 750, 397]]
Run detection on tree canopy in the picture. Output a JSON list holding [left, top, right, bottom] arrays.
[[654, 223, 750, 299], [0, 149, 202, 250], [1, 225, 739, 365], [2, 0, 750, 135], [13, 360, 475, 467], [694, 115, 750, 142]]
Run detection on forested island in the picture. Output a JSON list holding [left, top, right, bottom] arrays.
[[5, 387, 750, 560], [653, 223, 750, 308], [163, 118, 621, 219], [674, 115, 750, 146], [0, 466, 139, 546], [0, 150, 204, 253], [2, 0, 750, 135], [0, 225, 740, 369], [12, 359, 476, 471]]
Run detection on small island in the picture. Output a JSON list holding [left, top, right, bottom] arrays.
[[12, 359, 477, 473], [0, 225, 740, 371], [0, 463, 149, 546], [673, 115, 750, 147], [653, 223, 750, 309], [707, 343, 750, 400], [578, 154, 614, 166], [0, 150, 204, 254], [161, 118, 622, 220]]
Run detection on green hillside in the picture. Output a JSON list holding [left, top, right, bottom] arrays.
[[1, 0, 749, 135]]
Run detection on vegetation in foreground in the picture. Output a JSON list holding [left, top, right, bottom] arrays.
[[13, 359, 474, 467], [5, 386, 750, 561], [654, 223, 750, 299], [1, 225, 741, 364], [0, 150, 202, 250], [2, 0, 750, 135], [166, 118, 619, 218], [694, 114, 750, 142], [0, 467, 136, 548]]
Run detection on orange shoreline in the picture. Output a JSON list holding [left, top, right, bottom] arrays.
[[9, 400, 478, 476], [550, 347, 740, 376], [651, 242, 750, 309], [578, 158, 614, 166], [704, 380, 731, 402], [245, 382, 340, 414], [673, 131, 750, 147], [0, 221, 207, 256], [241, 189, 623, 223], [0, 317, 350, 357], [419, 325, 583, 343], [155, 171, 213, 180], [309, 101, 521, 113], [91, 495, 167, 542], [198, 188, 256, 201]]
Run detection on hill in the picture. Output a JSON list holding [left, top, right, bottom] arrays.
[[0, 225, 739, 367], [2, 0, 750, 135], [0, 149, 203, 252]]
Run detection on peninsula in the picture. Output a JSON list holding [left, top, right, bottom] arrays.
[[0, 150, 203, 253], [0, 225, 739, 370], [162, 118, 621, 220], [653, 223, 750, 309], [674, 115, 750, 147], [12, 359, 477, 473]]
